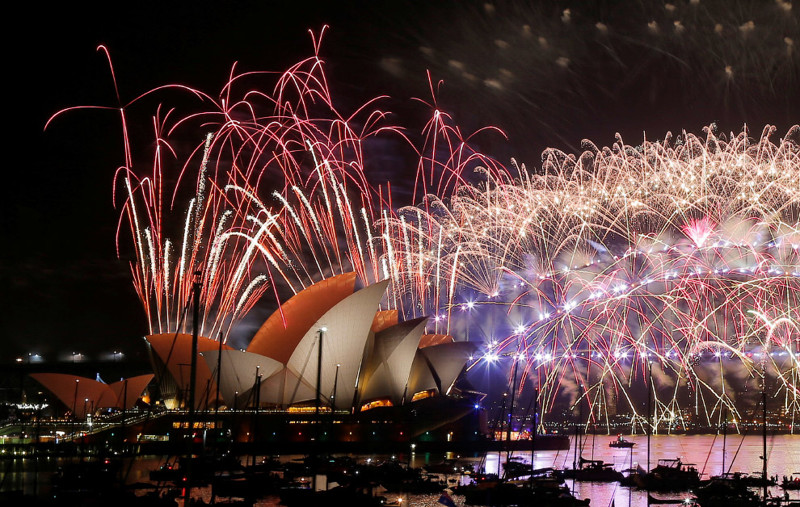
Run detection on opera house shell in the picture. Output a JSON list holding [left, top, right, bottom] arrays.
[[30, 373, 154, 418], [144, 273, 477, 412]]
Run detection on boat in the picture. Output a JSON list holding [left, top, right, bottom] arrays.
[[691, 364, 784, 507], [630, 365, 699, 492], [710, 471, 776, 489], [619, 464, 646, 488], [455, 467, 560, 493], [148, 453, 241, 484], [51, 457, 123, 500], [692, 475, 762, 507], [559, 457, 624, 482], [480, 434, 570, 452], [359, 459, 442, 494], [501, 456, 532, 479], [647, 494, 688, 505], [148, 459, 184, 483], [424, 458, 474, 475], [633, 458, 701, 491], [609, 434, 635, 448], [279, 484, 388, 507], [529, 467, 567, 489], [212, 457, 289, 500], [460, 472, 590, 506], [781, 474, 800, 490]]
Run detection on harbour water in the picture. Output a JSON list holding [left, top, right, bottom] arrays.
[[480, 433, 800, 507], [2, 434, 800, 505]]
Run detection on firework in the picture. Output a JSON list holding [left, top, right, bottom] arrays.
[[49, 30, 502, 341], [52, 30, 800, 430], [385, 124, 800, 430]]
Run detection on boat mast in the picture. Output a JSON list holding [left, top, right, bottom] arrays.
[[762, 355, 768, 504], [215, 333, 222, 421], [188, 272, 201, 419], [185, 270, 202, 506], [647, 360, 652, 474], [574, 386, 583, 471], [506, 353, 519, 468], [252, 366, 261, 467], [314, 327, 326, 492], [210, 335, 223, 507], [721, 407, 727, 477], [572, 386, 583, 497], [530, 388, 538, 477], [591, 401, 596, 462], [316, 327, 325, 416], [121, 378, 128, 454], [497, 391, 507, 474]]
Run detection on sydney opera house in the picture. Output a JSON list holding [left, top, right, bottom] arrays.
[[30, 274, 490, 451]]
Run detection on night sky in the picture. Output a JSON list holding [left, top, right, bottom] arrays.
[[3, 1, 798, 361]]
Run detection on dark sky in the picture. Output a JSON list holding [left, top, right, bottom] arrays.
[[3, 1, 798, 361]]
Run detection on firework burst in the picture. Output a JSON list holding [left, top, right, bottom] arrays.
[[385, 124, 800, 429], [49, 30, 503, 342]]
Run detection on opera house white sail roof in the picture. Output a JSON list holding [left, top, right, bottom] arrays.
[[140, 273, 475, 411], [359, 317, 428, 405], [31, 373, 154, 418], [199, 349, 282, 408]]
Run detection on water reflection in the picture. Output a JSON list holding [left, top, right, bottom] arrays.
[[450, 434, 800, 507], [1, 434, 799, 506]]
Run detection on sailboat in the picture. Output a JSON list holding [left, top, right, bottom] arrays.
[[563, 403, 622, 482], [692, 349, 778, 507], [636, 458, 701, 492], [692, 416, 760, 507], [632, 362, 700, 492], [560, 457, 624, 482], [691, 477, 761, 507], [558, 390, 622, 483]]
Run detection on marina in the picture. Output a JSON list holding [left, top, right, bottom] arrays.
[[2, 435, 800, 505]]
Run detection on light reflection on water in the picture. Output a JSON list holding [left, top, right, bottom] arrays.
[[2, 435, 800, 506], [443, 434, 800, 507]]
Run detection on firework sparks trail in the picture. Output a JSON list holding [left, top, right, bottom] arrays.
[[48, 29, 502, 342], [385, 124, 800, 429]]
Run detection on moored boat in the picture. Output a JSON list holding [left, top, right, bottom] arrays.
[[782, 474, 800, 490], [460, 474, 590, 506], [559, 458, 624, 482], [692, 475, 761, 507], [633, 458, 701, 492], [609, 434, 635, 448]]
